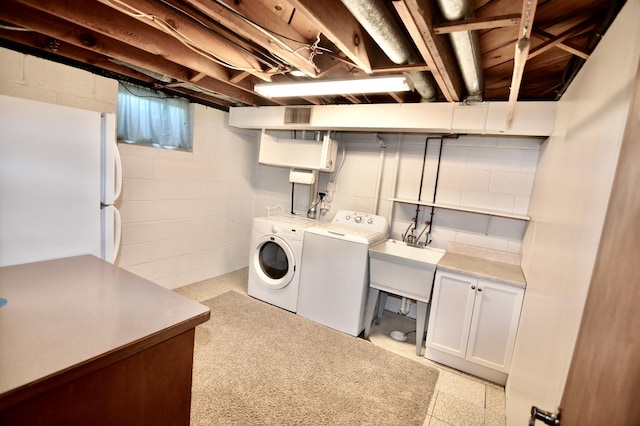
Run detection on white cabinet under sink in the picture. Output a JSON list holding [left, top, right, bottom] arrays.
[[425, 269, 524, 385]]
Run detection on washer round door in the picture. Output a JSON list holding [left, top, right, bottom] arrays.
[[253, 235, 295, 289]]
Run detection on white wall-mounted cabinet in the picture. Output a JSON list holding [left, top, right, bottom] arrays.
[[258, 130, 338, 171], [425, 269, 524, 384]]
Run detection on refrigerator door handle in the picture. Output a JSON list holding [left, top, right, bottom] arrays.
[[113, 206, 122, 262], [113, 140, 122, 201]]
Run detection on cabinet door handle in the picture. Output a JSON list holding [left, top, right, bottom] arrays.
[[478, 287, 483, 292], [471, 285, 476, 290]]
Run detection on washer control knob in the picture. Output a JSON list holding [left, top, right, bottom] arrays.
[[345, 215, 351, 220], [355, 216, 362, 223], [367, 218, 373, 224]]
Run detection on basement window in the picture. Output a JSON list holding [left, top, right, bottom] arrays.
[[117, 82, 193, 151]]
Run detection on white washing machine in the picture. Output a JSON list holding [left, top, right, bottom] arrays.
[[297, 211, 389, 336], [248, 215, 316, 312]]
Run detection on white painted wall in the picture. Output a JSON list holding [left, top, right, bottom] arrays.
[[252, 132, 542, 316], [0, 47, 117, 113], [253, 131, 541, 253], [117, 106, 259, 288], [506, 2, 640, 424]]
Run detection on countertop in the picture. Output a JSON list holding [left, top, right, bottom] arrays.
[[437, 242, 527, 288], [0, 255, 210, 405]]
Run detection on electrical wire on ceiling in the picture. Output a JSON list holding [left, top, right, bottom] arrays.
[[0, 24, 32, 32], [119, 80, 185, 100], [102, 0, 275, 75], [159, 0, 288, 71], [209, 0, 334, 73]]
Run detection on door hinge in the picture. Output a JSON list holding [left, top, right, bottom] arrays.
[[530, 406, 561, 426]]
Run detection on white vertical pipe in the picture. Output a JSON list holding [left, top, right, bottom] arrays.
[[372, 134, 386, 215], [386, 134, 403, 225]]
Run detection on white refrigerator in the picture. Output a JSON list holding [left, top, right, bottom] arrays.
[[0, 95, 122, 266]]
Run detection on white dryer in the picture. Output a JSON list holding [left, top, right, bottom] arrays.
[[297, 211, 389, 336], [248, 215, 316, 312]]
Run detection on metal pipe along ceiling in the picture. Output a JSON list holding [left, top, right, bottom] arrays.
[[436, 0, 484, 101], [340, 0, 437, 101]]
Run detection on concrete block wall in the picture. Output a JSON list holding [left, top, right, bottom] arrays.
[[0, 47, 117, 113], [252, 132, 542, 253], [117, 105, 260, 288]]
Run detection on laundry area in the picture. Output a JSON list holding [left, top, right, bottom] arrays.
[[1, 0, 639, 425], [247, 120, 538, 383]]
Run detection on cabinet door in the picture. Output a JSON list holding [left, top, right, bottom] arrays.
[[426, 270, 477, 358], [465, 279, 524, 372]]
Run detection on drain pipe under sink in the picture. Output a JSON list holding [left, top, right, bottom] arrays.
[[390, 298, 414, 342]]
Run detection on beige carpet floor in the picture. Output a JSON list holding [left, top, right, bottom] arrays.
[[190, 291, 439, 425]]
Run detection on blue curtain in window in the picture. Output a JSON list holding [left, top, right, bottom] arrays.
[[117, 83, 192, 150]]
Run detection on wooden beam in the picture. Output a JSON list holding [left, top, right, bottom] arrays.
[[183, 0, 318, 77], [158, 86, 233, 109], [371, 64, 430, 74], [10, 0, 231, 83], [389, 92, 404, 103], [394, 0, 463, 102], [506, 0, 539, 129], [344, 94, 361, 104], [532, 29, 589, 60], [0, 22, 234, 109], [229, 71, 250, 84], [529, 20, 595, 60], [3, 0, 274, 106], [189, 72, 208, 83], [316, 61, 347, 79], [286, 0, 372, 74], [300, 96, 324, 105], [434, 14, 521, 34], [93, 0, 271, 81], [0, 29, 157, 84]]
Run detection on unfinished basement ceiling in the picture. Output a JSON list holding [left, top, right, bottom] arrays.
[[0, 0, 626, 110]]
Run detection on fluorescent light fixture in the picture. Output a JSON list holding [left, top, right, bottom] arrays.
[[254, 76, 410, 98]]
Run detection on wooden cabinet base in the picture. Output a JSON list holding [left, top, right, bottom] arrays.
[[1, 329, 196, 426]]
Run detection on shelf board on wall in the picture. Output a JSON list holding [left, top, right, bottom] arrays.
[[389, 198, 531, 221]]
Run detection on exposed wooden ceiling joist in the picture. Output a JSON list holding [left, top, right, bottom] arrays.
[[394, 0, 463, 102], [532, 29, 590, 60], [433, 13, 521, 34], [0, 0, 623, 110], [183, 0, 318, 77], [8, 0, 277, 106], [95, 0, 270, 81], [0, 28, 157, 84], [527, 18, 596, 60], [285, 0, 372, 74], [507, 0, 539, 128]]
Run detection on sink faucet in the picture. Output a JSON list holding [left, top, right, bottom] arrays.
[[416, 221, 432, 246], [405, 221, 431, 248], [401, 218, 417, 243]]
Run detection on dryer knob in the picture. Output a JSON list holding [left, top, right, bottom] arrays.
[[355, 216, 362, 223]]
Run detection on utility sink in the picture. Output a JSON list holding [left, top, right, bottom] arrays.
[[369, 239, 446, 266], [368, 239, 446, 302]]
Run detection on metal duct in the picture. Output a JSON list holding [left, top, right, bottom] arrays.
[[436, 0, 484, 101], [341, 0, 436, 101]]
